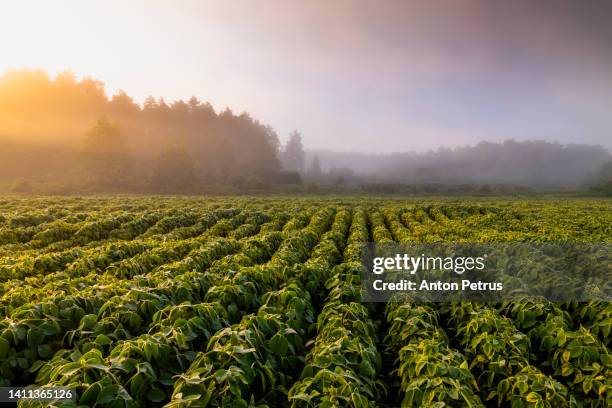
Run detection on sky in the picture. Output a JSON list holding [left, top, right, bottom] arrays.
[[1, 0, 611, 153]]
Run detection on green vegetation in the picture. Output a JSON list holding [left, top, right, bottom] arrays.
[[0, 196, 610, 407]]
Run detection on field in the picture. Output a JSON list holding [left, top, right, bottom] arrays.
[[0, 196, 610, 407]]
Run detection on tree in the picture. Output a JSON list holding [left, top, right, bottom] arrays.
[[152, 144, 197, 191], [307, 155, 322, 179], [0, 69, 297, 191], [593, 160, 612, 194], [282, 130, 305, 173], [187, 96, 201, 112], [143, 96, 158, 111], [80, 118, 130, 184], [110, 90, 140, 116]]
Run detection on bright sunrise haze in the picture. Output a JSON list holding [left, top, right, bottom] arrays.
[[2, 0, 611, 152]]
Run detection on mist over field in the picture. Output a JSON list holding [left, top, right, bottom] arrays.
[[0, 69, 610, 194], [1, 1, 611, 193], [306, 144, 611, 189]]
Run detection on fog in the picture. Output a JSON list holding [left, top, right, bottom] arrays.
[[1, 1, 612, 193], [2, 1, 612, 152], [306, 141, 611, 189], [0, 69, 610, 194]]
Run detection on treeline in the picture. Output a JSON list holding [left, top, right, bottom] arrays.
[[305, 140, 612, 190], [2, 70, 610, 195], [0, 70, 295, 193]]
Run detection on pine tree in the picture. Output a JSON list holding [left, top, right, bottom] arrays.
[[282, 130, 305, 173]]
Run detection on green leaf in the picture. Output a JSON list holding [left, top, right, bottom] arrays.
[[146, 387, 166, 402], [269, 333, 289, 356], [37, 344, 53, 358], [215, 369, 228, 383], [27, 327, 45, 348], [80, 314, 98, 330], [561, 365, 572, 377], [59, 362, 81, 376], [80, 382, 101, 405], [351, 392, 368, 408], [130, 374, 146, 396], [359, 359, 375, 377], [562, 350, 570, 362], [583, 380, 593, 394], [39, 321, 61, 336], [526, 392, 540, 402], [0, 337, 9, 358], [483, 342, 493, 358], [95, 334, 112, 346], [447, 387, 459, 400], [97, 384, 119, 404]]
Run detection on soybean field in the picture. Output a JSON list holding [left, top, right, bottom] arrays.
[[0, 196, 610, 407]]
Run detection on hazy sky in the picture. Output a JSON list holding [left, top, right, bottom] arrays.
[[1, 0, 611, 152]]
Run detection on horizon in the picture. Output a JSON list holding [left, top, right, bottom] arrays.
[[2, 0, 612, 153]]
